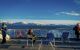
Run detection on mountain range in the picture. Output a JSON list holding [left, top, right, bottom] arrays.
[[0, 22, 75, 29]]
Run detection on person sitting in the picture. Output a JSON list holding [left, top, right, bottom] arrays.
[[27, 29, 36, 43]]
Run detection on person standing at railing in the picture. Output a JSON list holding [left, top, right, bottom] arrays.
[[78, 23, 80, 33], [73, 23, 80, 40], [1, 23, 7, 44]]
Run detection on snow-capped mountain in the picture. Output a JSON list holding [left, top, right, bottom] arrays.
[[0, 19, 79, 29], [0, 19, 79, 25]]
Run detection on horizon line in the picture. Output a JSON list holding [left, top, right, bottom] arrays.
[[0, 19, 80, 25]]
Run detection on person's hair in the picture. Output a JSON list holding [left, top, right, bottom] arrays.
[[2, 23, 4, 26], [27, 29, 33, 35], [1, 22, 7, 30], [76, 23, 80, 26]]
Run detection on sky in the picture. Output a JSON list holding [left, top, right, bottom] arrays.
[[0, 0, 80, 21]]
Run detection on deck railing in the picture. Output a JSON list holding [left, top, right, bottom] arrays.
[[0, 28, 80, 50]]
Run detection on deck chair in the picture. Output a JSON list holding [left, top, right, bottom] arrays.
[[38, 32, 55, 50], [61, 32, 69, 42], [9, 29, 15, 39], [26, 35, 34, 47]]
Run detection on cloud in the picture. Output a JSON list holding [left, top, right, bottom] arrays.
[[56, 11, 80, 16], [74, 0, 80, 4]]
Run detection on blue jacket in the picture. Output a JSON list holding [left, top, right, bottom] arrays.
[[2, 27, 7, 37]]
